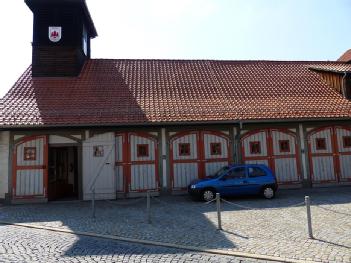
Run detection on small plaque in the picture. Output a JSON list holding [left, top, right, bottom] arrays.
[[49, 26, 62, 42]]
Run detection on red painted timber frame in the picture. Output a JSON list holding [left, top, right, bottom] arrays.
[[170, 130, 231, 190], [12, 135, 49, 199], [115, 132, 159, 193], [307, 126, 351, 183], [241, 128, 301, 185]]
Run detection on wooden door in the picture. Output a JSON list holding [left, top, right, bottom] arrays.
[[308, 126, 351, 184], [241, 129, 300, 184], [129, 133, 158, 192], [115, 132, 159, 193], [13, 135, 48, 199], [170, 131, 200, 190], [202, 131, 230, 177], [335, 126, 351, 182], [270, 129, 300, 184], [170, 131, 230, 190], [83, 132, 115, 200], [308, 127, 337, 183]]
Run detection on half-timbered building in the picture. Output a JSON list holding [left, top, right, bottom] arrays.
[[1, 0, 351, 203]]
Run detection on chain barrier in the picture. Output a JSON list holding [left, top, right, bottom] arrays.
[[211, 197, 306, 211]]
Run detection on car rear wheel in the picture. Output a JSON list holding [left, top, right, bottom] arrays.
[[202, 189, 215, 202], [262, 186, 275, 199]]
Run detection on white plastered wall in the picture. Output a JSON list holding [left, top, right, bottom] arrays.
[[0, 131, 10, 199]]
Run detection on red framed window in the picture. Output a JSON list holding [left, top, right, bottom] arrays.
[[24, 147, 36, 161], [316, 138, 326, 150], [179, 143, 191, 156], [210, 143, 222, 155], [250, 141, 261, 154], [279, 140, 290, 153], [343, 136, 351, 148], [137, 144, 149, 157]]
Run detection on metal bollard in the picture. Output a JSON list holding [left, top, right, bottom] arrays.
[[92, 188, 96, 219], [147, 191, 151, 224], [305, 196, 313, 239], [216, 193, 222, 230]]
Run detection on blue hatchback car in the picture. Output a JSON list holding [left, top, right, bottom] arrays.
[[188, 164, 278, 201]]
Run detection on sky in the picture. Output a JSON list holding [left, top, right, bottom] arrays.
[[0, 0, 350, 97]]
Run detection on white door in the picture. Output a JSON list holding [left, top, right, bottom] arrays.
[[83, 132, 115, 200]]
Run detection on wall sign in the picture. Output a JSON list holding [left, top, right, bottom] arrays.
[[24, 147, 36, 161], [49, 26, 62, 42], [93, 145, 104, 157]]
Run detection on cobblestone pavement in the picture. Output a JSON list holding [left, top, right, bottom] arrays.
[[0, 187, 350, 263], [0, 224, 272, 263]]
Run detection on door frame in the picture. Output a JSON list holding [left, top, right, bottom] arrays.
[[241, 128, 301, 184], [169, 130, 230, 190], [12, 135, 49, 199], [115, 132, 160, 193], [307, 125, 351, 184]]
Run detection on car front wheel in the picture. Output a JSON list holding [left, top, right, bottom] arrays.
[[262, 186, 275, 199], [202, 189, 215, 202]]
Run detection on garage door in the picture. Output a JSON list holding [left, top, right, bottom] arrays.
[[13, 135, 48, 199], [241, 129, 301, 184], [115, 132, 159, 193], [170, 131, 230, 190], [308, 126, 351, 184]]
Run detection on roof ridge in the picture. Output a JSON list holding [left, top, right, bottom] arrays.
[[88, 58, 345, 64]]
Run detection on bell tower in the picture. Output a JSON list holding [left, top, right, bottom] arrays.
[[25, 0, 97, 77]]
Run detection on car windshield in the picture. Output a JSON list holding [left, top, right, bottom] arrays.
[[209, 166, 230, 179]]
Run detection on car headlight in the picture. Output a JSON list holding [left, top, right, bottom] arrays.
[[190, 185, 197, 189]]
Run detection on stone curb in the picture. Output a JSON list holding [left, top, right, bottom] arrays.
[[0, 221, 317, 263]]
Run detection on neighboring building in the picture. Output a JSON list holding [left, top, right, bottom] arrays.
[[1, 0, 351, 203]]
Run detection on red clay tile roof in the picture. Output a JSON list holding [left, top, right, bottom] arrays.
[[309, 63, 351, 73], [2, 59, 351, 127], [338, 49, 351, 62]]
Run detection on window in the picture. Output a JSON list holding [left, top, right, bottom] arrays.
[[210, 143, 222, 155], [93, 145, 104, 157], [224, 167, 246, 179], [248, 167, 266, 177], [179, 143, 191, 156], [24, 147, 36, 161], [343, 136, 351, 148], [137, 144, 149, 157], [279, 140, 290, 153], [316, 138, 326, 150], [250, 141, 261, 154]]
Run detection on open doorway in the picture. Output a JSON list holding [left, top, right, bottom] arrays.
[[48, 146, 78, 201]]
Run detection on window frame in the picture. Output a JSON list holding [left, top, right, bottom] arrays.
[[210, 142, 222, 156], [342, 136, 351, 148], [315, 138, 327, 150], [137, 144, 149, 158], [279, 140, 290, 153], [249, 141, 261, 154], [178, 143, 191, 156]]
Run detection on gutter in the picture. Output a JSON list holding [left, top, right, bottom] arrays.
[[1, 116, 351, 130]]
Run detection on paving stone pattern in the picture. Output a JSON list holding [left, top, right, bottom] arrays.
[[0, 187, 350, 263], [0, 225, 271, 263]]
